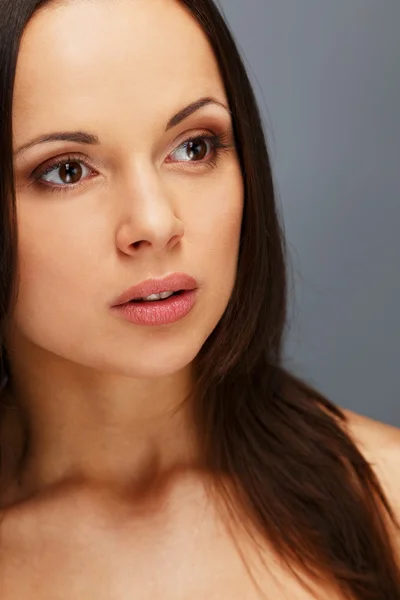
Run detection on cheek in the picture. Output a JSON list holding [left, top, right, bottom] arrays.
[[16, 220, 85, 301], [183, 165, 244, 278], [15, 187, 112, 287], [11, 201, 104, 341]]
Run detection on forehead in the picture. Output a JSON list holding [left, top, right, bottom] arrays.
[[13, 0, 226, 142]]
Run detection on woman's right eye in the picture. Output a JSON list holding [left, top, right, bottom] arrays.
[[36, 158, 93, 186]]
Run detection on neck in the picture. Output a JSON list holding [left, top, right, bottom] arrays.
[[0, 362, 199, 505]]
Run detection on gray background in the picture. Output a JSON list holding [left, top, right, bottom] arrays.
[[218, 0, 400, 426]]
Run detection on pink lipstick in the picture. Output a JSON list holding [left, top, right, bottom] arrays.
[[110, 273, 198, 326]]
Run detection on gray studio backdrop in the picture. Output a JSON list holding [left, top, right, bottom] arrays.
[[218, 0, 400, 426]]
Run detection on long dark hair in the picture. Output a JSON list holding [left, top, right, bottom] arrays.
[[1, 1, 399, 598]]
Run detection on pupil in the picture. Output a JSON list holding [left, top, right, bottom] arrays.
[[60, 162, 82, 184], [188, 139, 207, 161]]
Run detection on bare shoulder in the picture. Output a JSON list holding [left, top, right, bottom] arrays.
[[340, 407, 400, 531], [341, 408, 400, 474]]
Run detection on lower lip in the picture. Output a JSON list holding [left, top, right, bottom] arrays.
[[111, 290, 197, 326]]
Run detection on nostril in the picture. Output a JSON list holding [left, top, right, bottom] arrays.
[[132, 240, 145, 249], [135, 239, 155, 247]]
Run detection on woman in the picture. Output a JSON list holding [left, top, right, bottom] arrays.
[[0, 0, 399, 598]]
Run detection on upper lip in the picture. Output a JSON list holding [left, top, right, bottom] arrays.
[[112, 272, 198, 306]]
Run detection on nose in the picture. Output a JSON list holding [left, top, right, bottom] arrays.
[[115, 165, 184, 256]]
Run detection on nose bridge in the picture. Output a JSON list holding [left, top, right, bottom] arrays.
[[115, 160, 183, 253]]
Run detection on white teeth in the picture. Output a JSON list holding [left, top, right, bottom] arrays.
[[159, 291, 175, 299], [141, 291, 175, 302]]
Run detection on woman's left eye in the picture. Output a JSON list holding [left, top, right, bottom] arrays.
[[169, 136, 215, 163]]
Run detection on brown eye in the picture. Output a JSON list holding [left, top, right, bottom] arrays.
[[185, 138, 209, 161], [57, 162, 83, 184], [170, 136, 213, 163], [37, 159, 90, 186]]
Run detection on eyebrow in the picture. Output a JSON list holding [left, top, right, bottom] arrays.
[[13, 96, 230, 157]]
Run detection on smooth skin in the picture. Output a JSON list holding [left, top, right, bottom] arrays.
[[0, 1, 399, 598]]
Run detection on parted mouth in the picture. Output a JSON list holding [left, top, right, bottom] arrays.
[[131, 290, 183, 302], [112, 273, 198, 306]]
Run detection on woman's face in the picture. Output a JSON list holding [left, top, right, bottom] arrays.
[[10, 0, 243, 379]]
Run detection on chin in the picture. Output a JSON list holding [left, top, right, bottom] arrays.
[[124, 355, 195, 379], [93, 339, 203, 381], [93, 315, 215, 380]]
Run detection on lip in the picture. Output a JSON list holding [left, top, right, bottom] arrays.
[[111, 289, 197, 326], [111, 272, 198, 306]]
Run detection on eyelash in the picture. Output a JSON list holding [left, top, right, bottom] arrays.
[[30, 131, 234, 196]]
